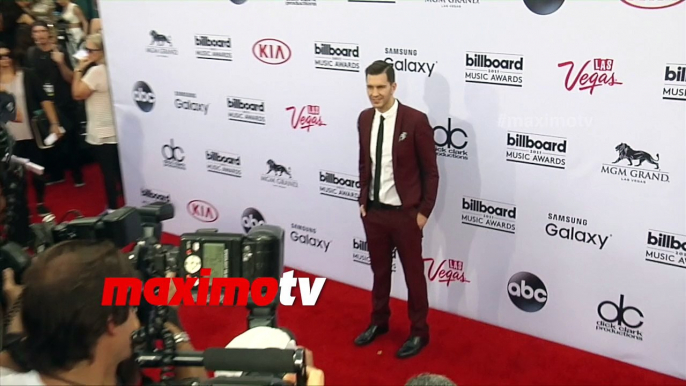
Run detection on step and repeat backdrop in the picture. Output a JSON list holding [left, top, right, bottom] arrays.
[[99, 0, 686, 379]]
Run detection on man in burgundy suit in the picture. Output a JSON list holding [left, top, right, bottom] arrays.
[[354, 60, 439, 359]]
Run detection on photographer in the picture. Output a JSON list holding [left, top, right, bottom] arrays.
[[0, 239, 326, 386], [0, 240, 208, 385]]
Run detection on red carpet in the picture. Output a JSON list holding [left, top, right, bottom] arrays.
[[31, 164, 686, 385]]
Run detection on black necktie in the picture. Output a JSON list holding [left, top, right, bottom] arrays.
[[373, 115, 385, 203]]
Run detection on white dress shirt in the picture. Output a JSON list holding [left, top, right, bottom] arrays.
[[369, 99, 402, 206]]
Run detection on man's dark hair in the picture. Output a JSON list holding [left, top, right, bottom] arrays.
[[365, 60, 395, 84], [406, 373, 457, 386], [30, 20, 49, 32], [20, 240, 138, 374]]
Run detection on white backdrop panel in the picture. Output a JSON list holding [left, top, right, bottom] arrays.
[[99, 0, 686, 379]]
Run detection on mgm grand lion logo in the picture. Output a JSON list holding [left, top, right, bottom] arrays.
[[150, 30, 172, 46], [612, 143, 660, 170], [266, 159, 292, 178]]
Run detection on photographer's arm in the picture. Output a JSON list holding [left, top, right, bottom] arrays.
[[2, 269, 24, 335], [164, 322, 209, 381], [1, 269, 25, 373]]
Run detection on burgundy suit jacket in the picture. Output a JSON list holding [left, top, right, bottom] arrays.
[[357, 101, 439, 218]]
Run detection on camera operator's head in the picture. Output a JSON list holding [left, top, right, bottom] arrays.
[[20, 240, 140, 383]]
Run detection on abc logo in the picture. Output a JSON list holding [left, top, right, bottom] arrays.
[[523, 0, 565, 15], [241, 207, 265, 233], [507, 272, 548, 312], [230, 0, 247, 3], [133, 81, 155, 112]]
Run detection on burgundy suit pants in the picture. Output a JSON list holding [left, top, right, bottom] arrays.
[[362, 203, 429, 339]]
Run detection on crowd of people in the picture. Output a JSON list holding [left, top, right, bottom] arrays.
[[0, 0, 119, 217], [0, 2, 460, 385]]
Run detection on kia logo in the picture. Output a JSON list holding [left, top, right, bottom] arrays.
[[241, 207, 265, 233], [187, 200, 219, 223], [622, 0, 684, 9], [523, 0, 565, 15], [253, 39, 291, 65]]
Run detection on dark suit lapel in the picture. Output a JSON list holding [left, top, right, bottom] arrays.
[[362, 109, 373, 157], [392, 101, 405, 171]]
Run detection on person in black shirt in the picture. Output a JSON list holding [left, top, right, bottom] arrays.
[[0, 1, 35, 50], [26, 20, 83, 187]]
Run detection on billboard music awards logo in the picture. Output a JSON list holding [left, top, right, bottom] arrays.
[[622, 0, 684, 9], [195, 34, 232, 61], [314, 42, 360, 72], [352, 238, 397, 272], [253, 38, 291, 65], [461, 196, 516, 234], [242, 208, 265, 233], [319, 170, 359, 201], [161, 139, 185, 170], [287, 0, 316, 6], [425, 0, 480, 9], [383, 48, 436, 77], [286, 105, 327, 132], [261, 159, 299, 189], [558, 58, 623, 95], [133, 82, 155, 112], [596, 295, 644, 342], [423, 258, 470, 287], [206, 150, 241, 178], [140, 188, 171, 204], [290, 223, 331, 252], [663, 63, 686, 101], [600, 143, 669, 185], [146, 30, 178, 57], [227, 96, 266, 125], [187, 200, 219, 223], [174, 91, 210, 115], [545, 213, 611, 250], [434, 118, 468, 160], [645, 229, 686, 269], [508, 272, 547, 313], [505, 131, 567, 169], [465, 52, 524, 87]]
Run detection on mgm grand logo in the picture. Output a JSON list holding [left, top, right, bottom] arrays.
[[601, 143, 669, 185]]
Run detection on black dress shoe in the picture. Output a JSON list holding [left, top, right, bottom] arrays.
[[396, 336, 428, 359], [354, 325, 389, 346]]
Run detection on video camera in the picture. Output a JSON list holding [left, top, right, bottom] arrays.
[[0, 203, 307, 386]]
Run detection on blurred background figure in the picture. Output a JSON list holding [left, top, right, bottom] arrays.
[[72, 33, 121, 212], [26, 20, 84, 188], [0, 43, 50, 217], [55, 0, 88, 67], [0, 1, 36, 51]]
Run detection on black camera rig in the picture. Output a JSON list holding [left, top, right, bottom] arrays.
[[2, 203, 304, 385]]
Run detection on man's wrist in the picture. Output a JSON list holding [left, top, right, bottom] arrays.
[[173, 332, 191, 345]]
